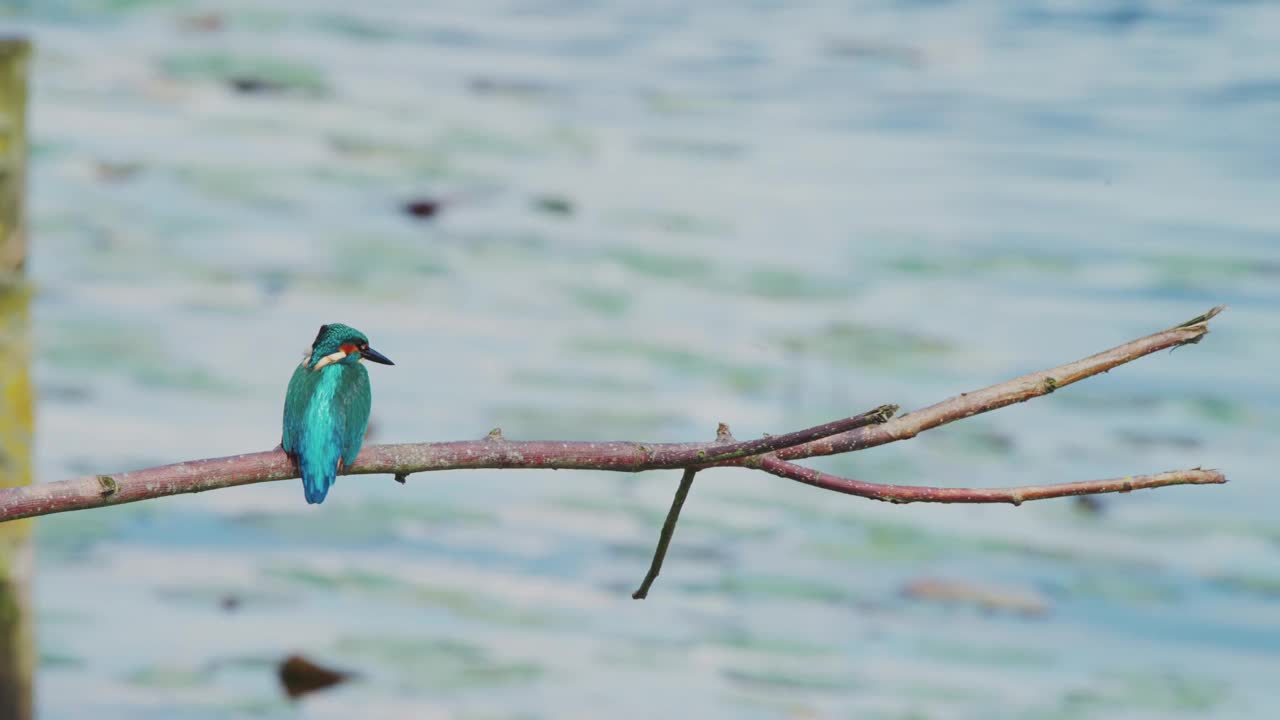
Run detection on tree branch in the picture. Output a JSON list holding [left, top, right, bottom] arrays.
[[0, 307, 1227, 529], [757, 457, 1225, 505], [632, 468, 698, 600], [771, 305, 1225, 461]]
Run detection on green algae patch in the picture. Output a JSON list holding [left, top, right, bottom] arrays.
[[605, 246, 715, 280], [564, 285, 631, 317], [685, 573, 858, 606], [777, 321, 952, 369], [740, 267, 843, 300]]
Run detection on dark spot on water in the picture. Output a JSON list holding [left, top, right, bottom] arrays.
[[278, 654, 353, 699], [532, 194, 574, 216], [228, 76, 289, 95], [403, 198, 443, 220], [220, 594, 241, 612]]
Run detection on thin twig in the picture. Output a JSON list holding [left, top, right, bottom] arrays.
[[632, 469, 698, 600], [757, 457, 1226, 505]]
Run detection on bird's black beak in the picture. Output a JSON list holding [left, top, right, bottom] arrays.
[[361, 346, 394, 366]]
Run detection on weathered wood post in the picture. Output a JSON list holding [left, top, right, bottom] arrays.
[[0, 36, 32, 720]]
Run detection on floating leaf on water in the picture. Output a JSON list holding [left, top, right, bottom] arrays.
[[403, 197, 443, 220], [278, 654, 353, 700]]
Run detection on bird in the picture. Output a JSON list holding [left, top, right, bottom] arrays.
[[282, 323, 394, 504]]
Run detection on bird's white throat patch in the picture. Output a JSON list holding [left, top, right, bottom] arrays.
[[310, 350, 349, 371]]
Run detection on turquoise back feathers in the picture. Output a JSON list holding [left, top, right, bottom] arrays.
[[281, 324, 394, 504]]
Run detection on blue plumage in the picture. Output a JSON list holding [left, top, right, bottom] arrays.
[[281, 324, 393, 504]]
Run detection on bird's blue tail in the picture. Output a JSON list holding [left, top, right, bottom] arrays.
[[302, 469, 335, 504], [298, 437, 341, 505]]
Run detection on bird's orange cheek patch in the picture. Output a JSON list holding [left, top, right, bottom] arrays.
[[340, 343, 357, 355]]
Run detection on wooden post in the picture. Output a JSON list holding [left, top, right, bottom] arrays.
[[0, 36, 32, 720]]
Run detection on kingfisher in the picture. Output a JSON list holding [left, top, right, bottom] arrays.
[[282, 323, 394, 504]]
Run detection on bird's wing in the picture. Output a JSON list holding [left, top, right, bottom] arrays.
[[281, 361, 318, 455], [336, 364, 373, 468]]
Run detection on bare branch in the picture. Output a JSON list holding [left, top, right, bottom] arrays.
[[0, 407, 895, 522], [0, 307, 1227, 526], [757, 457, 1226, 505], [632, 469, 698, 600], [773, 306, 1225, 461]]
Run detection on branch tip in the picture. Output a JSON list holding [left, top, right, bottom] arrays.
[[1174, 305, 1225, 331], [633, 468, 698, 599]]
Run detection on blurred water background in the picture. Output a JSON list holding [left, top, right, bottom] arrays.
[[5, 0, 1280, 717]]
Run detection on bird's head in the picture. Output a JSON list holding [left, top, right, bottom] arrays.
[[307, 323, 394, 370]]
